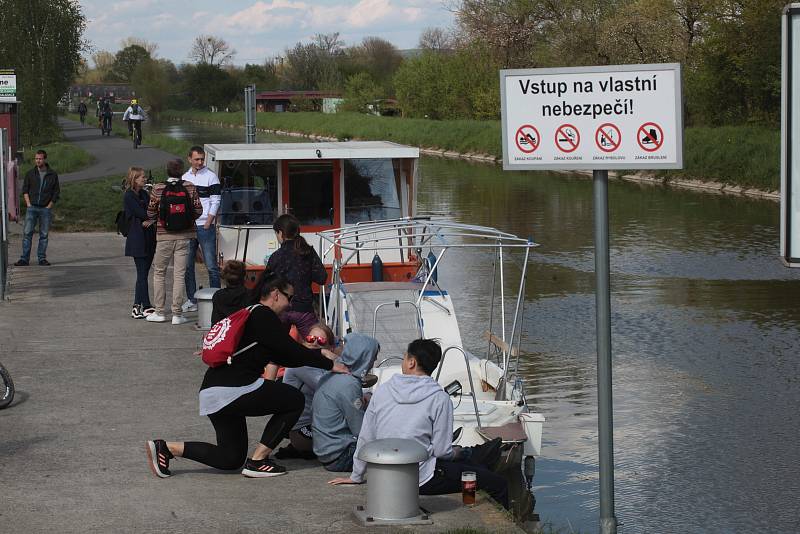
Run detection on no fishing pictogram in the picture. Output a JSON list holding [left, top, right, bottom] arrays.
[[595, 123, 621, 153], [515, 125, 540, 153], [637, 122, 664, 152], [554, 124, 580, 153]]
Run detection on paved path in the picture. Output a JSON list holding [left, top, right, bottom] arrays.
[[0, 228, 522, 533], [58, 117, 177, 183]]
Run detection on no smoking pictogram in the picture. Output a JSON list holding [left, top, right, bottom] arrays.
[[637, 122, 664, 152], [554, 124, 580, 153], [515, 125, 540, 153], [595, 123, 621, 153]]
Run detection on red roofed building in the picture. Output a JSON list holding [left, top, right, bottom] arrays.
[[256, 90, 341, 112]]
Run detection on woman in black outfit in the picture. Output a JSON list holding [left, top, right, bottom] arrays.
[[123, 167, 156, 319], [146, 274, 346, 478], [210, 260, 254, 325]]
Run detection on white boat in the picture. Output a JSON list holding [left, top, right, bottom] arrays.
[[204, 141, 545, 519]]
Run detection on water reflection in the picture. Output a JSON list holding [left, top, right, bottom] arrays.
[[155, 121, 800, 534]]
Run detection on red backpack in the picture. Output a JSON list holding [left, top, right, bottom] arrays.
[[201, 304, 262, 367]]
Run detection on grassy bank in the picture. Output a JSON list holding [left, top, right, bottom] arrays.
[[65, 112, 192, 157], [163, 109, 780, 191], [19, 141, 94, 176]]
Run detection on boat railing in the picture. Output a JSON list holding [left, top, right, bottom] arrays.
[[435, 346, 482, 430], [372, 300, 423, 339]]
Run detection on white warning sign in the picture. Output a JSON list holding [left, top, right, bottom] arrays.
[[501, 63, 683, 170]]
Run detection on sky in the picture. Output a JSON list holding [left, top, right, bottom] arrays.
[[79, 0, 456, 66]]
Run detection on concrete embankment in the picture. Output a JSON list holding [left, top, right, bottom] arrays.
[[0, 226, 523, 533], [169, 115, 779, 203]]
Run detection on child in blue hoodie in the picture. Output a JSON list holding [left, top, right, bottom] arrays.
[[311, 333, 381, 471], [328, 338, 509, 509]]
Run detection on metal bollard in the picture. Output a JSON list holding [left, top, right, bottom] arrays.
[[194, 287, 220, 330], [353, 438, 433, 526]]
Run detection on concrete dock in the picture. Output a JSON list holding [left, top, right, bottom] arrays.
[[0, 228, 523, 533]]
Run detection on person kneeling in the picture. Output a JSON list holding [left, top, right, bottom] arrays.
[[328, 338, 509, 509], [312, 333, 380, 471]]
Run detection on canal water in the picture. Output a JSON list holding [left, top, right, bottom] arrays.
[[148, 120, 800, 534]]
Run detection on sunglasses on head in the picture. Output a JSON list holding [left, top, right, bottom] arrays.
[[305, 335, 328, 345]]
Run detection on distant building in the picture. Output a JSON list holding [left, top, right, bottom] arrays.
[[69, 84, 135, 103], [255, 90, 341, 112]]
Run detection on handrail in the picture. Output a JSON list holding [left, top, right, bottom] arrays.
[[435, 346, 482, 430], [376, 356, 403, 368], [372, 300, 423, 339]]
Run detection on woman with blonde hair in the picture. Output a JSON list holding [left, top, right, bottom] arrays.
[[123, 167, 157, 318]]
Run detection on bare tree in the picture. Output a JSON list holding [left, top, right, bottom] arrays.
[[418, 27, 454, 51], [189, 34, 236, 66], [120, 36, 158, 57], [92, 50, 115, 71], [313, 32, 344, 55]]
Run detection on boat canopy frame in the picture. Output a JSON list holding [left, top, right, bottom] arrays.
[[317, 217, 540, 387]]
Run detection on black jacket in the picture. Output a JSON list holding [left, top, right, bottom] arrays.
[[22, 165, 60, 207], [211, 286, 255, 325], [266, 240, 327, 313], [200, 305, 333, 390]]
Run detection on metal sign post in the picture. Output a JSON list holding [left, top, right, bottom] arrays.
[[500, 63, 684, 534], [781, 4, 800, 266], [244, 85, 256, 144], [0, 128, 8, 299]]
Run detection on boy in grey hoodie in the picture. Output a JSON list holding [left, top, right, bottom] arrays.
[[328, 338, 509, 509], [311, 333, 380, 471]]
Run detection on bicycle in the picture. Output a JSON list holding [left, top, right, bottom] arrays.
[[0, 361, 14, 409], [101, 114, 113, 136], [130, 119, 143, 149]]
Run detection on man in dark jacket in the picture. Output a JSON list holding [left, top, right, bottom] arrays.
[[15, 150, 60, 266]]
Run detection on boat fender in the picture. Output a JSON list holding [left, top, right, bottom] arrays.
[[371, 253, 383, 282]]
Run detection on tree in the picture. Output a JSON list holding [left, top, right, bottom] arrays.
[[419, 27, 454, 51], [182, 63, 240, 109], [341, 73, 381, 112], [282, 39, 342, 90], [344, 37, 402, 95], [189, 35, 235, 66], [0, 0, 86, 144], [111, 44, 151, 82], [132, 59, 170, 116], [119, 37, 158, 57]]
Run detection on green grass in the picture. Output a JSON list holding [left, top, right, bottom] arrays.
[[19, 141, 94, 176], [163, 110, 781, 192], [65, 112, 192, 158]]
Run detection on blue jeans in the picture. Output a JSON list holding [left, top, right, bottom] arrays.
[[133, 254, 154, 307], [185, 224, 220, 301], [323, 442, 357, 473], [20, 206, 52, 262]]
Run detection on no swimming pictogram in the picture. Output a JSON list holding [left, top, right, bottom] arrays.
[[595, 123, 621, 153], [515, 125, 540, 153], [637, 122, 664, 152], [554, 124, 580, 153]]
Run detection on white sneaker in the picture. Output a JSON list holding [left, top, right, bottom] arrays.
[[172, 315, 191, 325], [146, 313, 168, 323], [181, 300, 198, 313]]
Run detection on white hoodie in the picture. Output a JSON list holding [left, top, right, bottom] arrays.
[[350, 373, 453, 485]]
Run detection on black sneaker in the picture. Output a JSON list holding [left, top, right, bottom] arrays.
[[131, 304, 145, 319], [145, 439, 173, 478], [242, 457, 286, 478], [38, 259, 51, 266], [14, 259, 28, 266]]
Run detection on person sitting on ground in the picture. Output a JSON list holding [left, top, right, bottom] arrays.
[[267, 214, 328, 337], [210, 260, 255, 325], [276, 323, 338, 459], [311, 333, 380, 472], [328, 338, 509, 509], [145, 274, 348, 479]]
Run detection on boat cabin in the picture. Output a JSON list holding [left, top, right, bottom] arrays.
[[204, 141, 420, 284]]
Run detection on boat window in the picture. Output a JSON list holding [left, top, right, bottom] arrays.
[[344, 159, 402, 223], [217, 160, 278, 225], [288, 162, 334, 226]]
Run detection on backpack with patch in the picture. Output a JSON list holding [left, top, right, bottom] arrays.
[[201, 304, 262, 367], [159, 180, 193, 231], [115, 210, 131, 237]]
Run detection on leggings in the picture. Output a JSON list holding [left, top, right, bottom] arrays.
[[182, 381, 304, 470]]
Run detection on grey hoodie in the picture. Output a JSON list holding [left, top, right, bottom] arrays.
[[312, 334, 380, 463], [350, 373, 454, 485]]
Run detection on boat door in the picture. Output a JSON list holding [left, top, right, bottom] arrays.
[[281, 160, 341, 231]]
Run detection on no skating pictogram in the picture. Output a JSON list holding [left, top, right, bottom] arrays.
[[515, 125, 540, 153], [637, 122, 664, 152], [554, 124, 580, 153], [595, 123, 621, 153]]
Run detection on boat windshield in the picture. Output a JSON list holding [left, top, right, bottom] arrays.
[[218, 160, 278, 225], [344, 159, 402, 223]]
